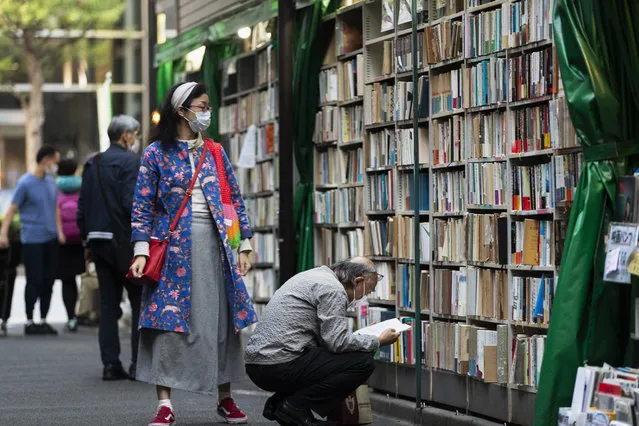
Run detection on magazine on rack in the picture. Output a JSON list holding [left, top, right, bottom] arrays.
[[604, 222, 639, 284]]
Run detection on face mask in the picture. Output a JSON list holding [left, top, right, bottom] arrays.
[[129, 139, 141, 154], [348, 282, 368, 311], [46, 164, 58, 176], [186, 110, 211, 133]]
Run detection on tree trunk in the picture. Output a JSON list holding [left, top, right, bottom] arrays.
[[22, 30, 44, 169]]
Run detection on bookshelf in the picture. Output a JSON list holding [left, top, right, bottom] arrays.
[[219, 42, 279, 312], [312, 0, 583, 425], [314, 2, 366, 267]]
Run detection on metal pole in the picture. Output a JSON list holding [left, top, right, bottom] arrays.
[[278, 0, 295, 282], [124, 0, 136, 118], [411, 0, 422, 412], [141, 0, 152, 144], [147, 0, 158, 115]]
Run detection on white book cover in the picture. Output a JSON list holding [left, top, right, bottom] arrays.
[[571, 367, 595, 414], [457, 269, 467, 316], [467, 267, 477, 316], [354, 318, 411, 337], [454, 323, 460, 371]]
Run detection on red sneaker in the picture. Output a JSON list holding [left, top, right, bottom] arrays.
[[149, 405, 176, 426], [217, 397, 248, 424]]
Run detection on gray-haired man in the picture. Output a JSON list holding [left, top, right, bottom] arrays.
[[245, 257, 400, 426], [77, 114, 142, 381]]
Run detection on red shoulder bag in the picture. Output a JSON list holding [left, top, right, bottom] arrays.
[[126, 147, 207, 286]]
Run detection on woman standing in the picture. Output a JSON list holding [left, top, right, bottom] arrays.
[[130, 82, 258, 426], [56, 158, 85, 332]]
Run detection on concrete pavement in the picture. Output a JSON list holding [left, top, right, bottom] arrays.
[[0, 277, 411, 426], [0, 325, 413, 426]]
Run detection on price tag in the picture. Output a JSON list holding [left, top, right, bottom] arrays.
[[628, 254, 639, 276]]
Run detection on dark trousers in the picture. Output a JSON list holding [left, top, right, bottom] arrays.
[[0, 242, 21, 322], [61, 276, 78, 320], [23, 240, 58, 321], [0, 267, 16, 322], [246, 347, 375, 417], [91, 240, 141, 367]]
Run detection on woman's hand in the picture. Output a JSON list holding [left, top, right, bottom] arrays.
[[130, 255, 147, 278], [239, 252, 251, 276]]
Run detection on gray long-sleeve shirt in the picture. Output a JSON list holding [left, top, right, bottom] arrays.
[[244, 266, 379, 365]]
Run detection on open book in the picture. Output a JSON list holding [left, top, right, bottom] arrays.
[[353, 318, 412, 338]]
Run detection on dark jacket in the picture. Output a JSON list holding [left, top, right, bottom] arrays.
[[77, 144, 140, 244]]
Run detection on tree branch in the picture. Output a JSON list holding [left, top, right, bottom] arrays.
[[11, 84, 27, 109]]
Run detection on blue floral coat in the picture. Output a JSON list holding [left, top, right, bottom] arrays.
[[131, 140, 258, 333]]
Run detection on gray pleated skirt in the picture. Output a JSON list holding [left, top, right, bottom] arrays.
[[136, 214, 245, 396]]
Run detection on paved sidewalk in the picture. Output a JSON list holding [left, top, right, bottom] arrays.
[[0, 325, 411, 426]]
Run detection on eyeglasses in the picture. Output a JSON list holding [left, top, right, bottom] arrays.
[[367, 272, 384, 282], [187, 104, 212, 112]]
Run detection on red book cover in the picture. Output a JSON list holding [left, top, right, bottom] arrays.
[[513, 195, 521, 211], [265, 124, 275, 155], [598, 381, 622, 397], [513, 110, 521, 153]]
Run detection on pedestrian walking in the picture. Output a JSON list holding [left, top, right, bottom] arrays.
[[0, 198, 20, 336], [77, 115, 142, 381], [129, 82, 257, 426], [0, 145, 62, 335], [56, 158, 85, 332]]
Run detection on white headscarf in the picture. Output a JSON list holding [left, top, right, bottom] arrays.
[[171, 82, 198, 112]]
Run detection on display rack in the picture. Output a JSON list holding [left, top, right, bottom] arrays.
[[312, 1, 583, 425]]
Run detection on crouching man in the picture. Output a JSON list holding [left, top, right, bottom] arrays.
[[244, 257, 400, 426]]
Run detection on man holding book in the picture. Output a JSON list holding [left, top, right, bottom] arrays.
[[245, 256, 400, 426]]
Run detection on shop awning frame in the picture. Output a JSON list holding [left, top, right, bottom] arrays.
[[154, 0, 279, 67]]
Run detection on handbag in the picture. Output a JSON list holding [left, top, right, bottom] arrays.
[[328, 384, 373, 425], [95, 154, 135, 276], [125, 146, 207, 286], [76, 262, 100, 322], [206, 140, 241, 249]]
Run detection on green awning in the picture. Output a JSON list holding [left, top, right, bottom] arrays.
[[154, 0, 278, 67]]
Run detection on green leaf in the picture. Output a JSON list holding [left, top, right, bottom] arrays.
[[0, 0, 127, 83]]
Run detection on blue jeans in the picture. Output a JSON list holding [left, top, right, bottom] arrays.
[[22, 239, 59, 321]]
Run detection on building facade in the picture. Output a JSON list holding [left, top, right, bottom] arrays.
[[0, 0, 150, 189]]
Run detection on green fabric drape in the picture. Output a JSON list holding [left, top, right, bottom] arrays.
[[534, 1, 639, 424], [200, 42, 240, 141], [172, 57, 186, 85], [292, 0, 337, 272], [156, 60, 174, 108]]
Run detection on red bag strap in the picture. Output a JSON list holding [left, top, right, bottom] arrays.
[[205, 139, 232, 204], [169, 146, 207, 233]]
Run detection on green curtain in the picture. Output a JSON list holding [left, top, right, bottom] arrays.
[[200, 42, 240, 141], [156, 60, 174, 107], [172, 57, 186, 85], [292, 0, 337, 272], [534, 1, 639, 424], [155, 57, 185, 106]]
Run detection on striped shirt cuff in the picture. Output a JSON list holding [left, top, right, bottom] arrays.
[[135, 239, 251, 257], [134, 241, 149, 258], [240, 239, 253, 254]]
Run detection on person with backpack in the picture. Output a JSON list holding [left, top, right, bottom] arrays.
[[77, 115, 142, 381], [56, 158, 85, 332]]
